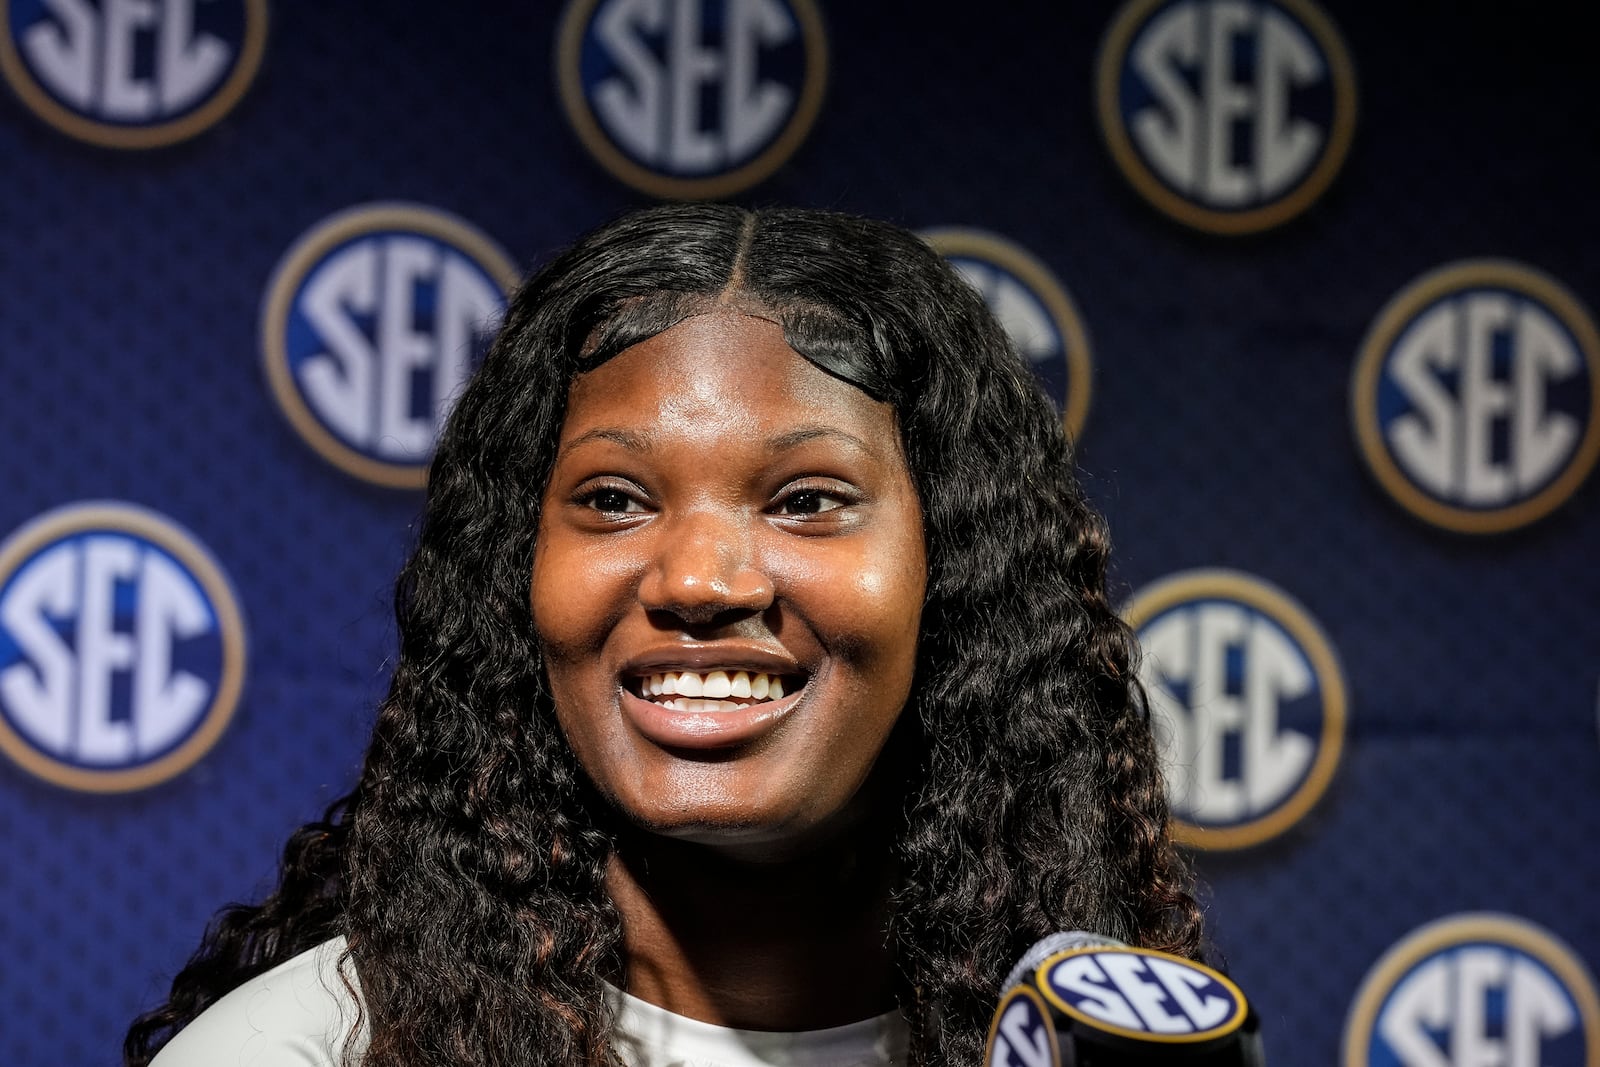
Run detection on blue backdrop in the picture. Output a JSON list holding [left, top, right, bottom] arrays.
[[2, 2, 1596, 1064]]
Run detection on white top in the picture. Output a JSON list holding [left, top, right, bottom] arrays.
[[150, 937, 909, 1067]]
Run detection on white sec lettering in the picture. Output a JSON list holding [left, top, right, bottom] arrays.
[[23, 0, 229, 120], [666, 0, 720, 171], [1511, 301, 1580, 493], [722, 0, 794, 159], [156, 0, 228, 113], [1506, 954, 1577, 1067], [1253, 7, 1323, 198], [21, 0, 99, 110], [1132, 1, 1325, 206], [1389, 293, 1583, 505], [0, 544, 79, 754], [102, 0, 160, 119], [1378, 948, 1579, 1067], [1050, 956, 1145, 1031], [593, 0, 794, 172], [1200, 0, 1252, 206], [132, 549, 212, 757], [75, 537, 140, 764], [375, 236, 442, 459], [1388, 302, 1460, 499], [300, 240, 380, 447], [1100, 954, 1192, 1034], [298, 237, 497, 458], [1146, 957, 1232, 1030], [594, 0, 667, 163], [1378, 956, 1452, 1067], [1130, 1, 1201, 194], [1460, 294, 1516, 504], [1142, 605, 1312, 823]]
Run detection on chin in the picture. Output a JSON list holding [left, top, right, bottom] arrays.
[[605, 774, 880, 863]]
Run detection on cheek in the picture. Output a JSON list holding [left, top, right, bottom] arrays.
[[773, 527, 926, 679], [530, 529, 639, 660]]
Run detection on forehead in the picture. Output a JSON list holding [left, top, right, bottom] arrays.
[[560, 311, 897, 444]]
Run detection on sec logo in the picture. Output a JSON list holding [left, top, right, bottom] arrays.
[[1040, 946, 1248, 1043], [260, 203, 520, 489], [0, 0, 268, 149], [1351, 260, 1600, 534], [556, 0, 828, 199], [0, 503, 245, 792], [986, 986, 1061, 1067], [1344, 914, 1600, 1067], [922, 228, 1094, 442], [1123, 569, 1346, 850], [1095, 0, 1356, 234]]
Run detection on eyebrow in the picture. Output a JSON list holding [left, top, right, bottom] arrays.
[[559, 424, 877, 458], [560, 427, 654, 455], [764, 425, 876, 456]]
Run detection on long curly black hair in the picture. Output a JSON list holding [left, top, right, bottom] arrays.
[[126, 203, 1201, 1067]]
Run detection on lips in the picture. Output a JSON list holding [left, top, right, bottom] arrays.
[[617, 651, 809, 750]]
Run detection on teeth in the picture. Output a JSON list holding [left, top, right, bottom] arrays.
[[660, 697, 747, 712], [638, 670, 794, 708]]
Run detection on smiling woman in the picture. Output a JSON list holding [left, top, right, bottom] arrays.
[[127, 205, 1203, 1067]]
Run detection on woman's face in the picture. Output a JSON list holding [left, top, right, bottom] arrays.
[[531, 310, 926, 859]]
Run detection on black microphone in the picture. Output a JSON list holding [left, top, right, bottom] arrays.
[[985, 932, 1266, 1065]]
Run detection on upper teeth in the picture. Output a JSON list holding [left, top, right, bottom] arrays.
[[642, 670, 785, 701]]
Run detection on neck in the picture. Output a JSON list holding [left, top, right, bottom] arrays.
[[606, 821, 899, 1032]]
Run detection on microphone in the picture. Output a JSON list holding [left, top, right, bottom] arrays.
[[985, 932, 1266, 1065]]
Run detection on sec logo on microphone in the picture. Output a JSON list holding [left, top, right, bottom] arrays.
[[0, 0, 268, 148], [1343, 914, 1600, 1067], [556, 0, 828, 199], [1095, 0, 1357, 234], [0, 503, 246, 792], [260, 203, 519, 489], [1039, 946, 1249, 1043], [1351, 260, 1600, 533], [922, 228, 1094, 442], [1123, 569, 1346, 850]]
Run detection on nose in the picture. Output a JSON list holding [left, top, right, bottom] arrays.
[[638, 508, 774, 625]]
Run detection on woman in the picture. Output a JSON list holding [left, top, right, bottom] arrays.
[[127, 204, 1202, 1067]]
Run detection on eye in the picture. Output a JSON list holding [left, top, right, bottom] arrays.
[[773, 486, 848, 516], [576, 484, 648, 516]]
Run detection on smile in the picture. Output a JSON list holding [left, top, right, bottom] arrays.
[[632, 669, 796, 712], [618, 666, 810, 750]]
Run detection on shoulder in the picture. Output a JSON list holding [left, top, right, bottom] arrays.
[[150, 937, 368, 1067]]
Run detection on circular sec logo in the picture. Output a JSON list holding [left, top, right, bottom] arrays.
[[1095, 0, 1357, 234], [922, 228, 1094, 442], [1351, 260, 1600, 534], [260, 203, 519, 489], [0, 0, 268, 149], [1124, 569, 1346, 850], [556, 0, 828, 199], [0, 503, 245, 792], [1344, 914, 1600, 1067], [1039, 946, 1248, 1043]]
